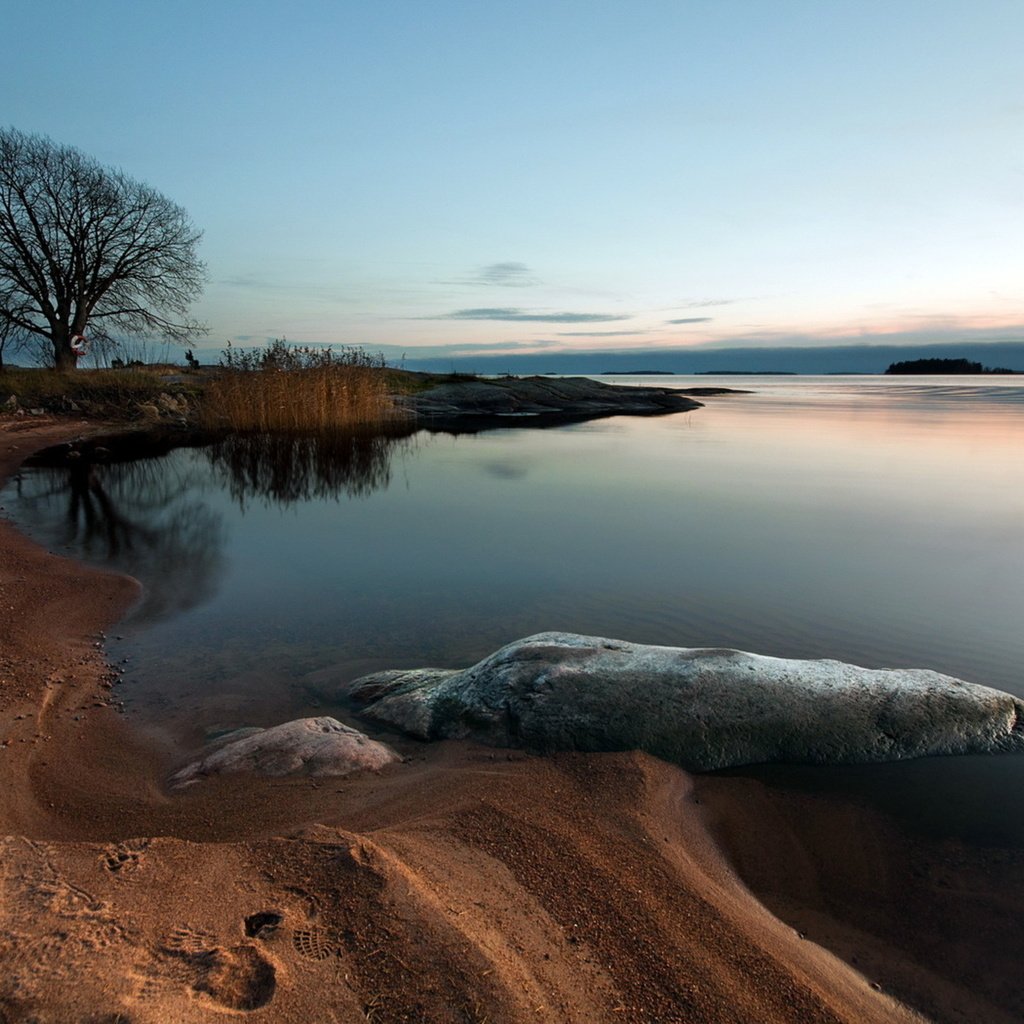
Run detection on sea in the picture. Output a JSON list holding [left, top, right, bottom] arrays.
[[5, 374, 1024, 843]]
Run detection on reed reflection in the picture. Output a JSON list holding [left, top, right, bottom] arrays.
[[204, 426, 415, 507], [16, 444, 226, 622]]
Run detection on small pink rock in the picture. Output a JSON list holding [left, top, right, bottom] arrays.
[[170, 716, 399, 788]]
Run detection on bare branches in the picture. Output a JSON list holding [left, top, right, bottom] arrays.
[[0, 127, 207, 369]]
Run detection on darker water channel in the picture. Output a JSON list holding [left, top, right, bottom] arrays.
[[4, 378, 1024, 845]]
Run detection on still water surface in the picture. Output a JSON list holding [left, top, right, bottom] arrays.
[[6, 375, 1024, 840]]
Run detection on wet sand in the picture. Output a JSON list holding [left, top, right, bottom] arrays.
[[0, 419, 1019, 1023]]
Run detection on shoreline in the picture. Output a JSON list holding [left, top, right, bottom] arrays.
[[0, 418, 1018, 1022]]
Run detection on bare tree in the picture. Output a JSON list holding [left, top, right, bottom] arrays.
[[0, 127, 206, 371]]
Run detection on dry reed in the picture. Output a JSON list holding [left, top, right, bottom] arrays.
[[199, 340, 400, 432]]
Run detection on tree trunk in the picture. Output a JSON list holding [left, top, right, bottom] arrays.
[[52, 325, 77, 371], [54, 345, 77, 372]]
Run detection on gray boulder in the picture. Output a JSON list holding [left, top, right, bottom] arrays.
[[347, 633, 1024, 771], [400, 376, 704, 421], [170, 716, 400, 788]]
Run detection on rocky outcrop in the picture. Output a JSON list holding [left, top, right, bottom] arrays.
[[170, 717, 399, 788], [347, 632, 1024, 771], [399, 376, 711, 428]]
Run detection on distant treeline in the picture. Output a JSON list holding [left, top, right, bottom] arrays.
[[885, 358, 1016, 375]]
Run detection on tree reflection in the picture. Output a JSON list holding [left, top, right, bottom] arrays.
[[204, 426, 415, 508], [13, 442, 226, 623], [8, 425, 416, 622]]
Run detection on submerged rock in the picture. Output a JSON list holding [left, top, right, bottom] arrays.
[[170, 716, 399, 788], [347, 632, 1024, 771]]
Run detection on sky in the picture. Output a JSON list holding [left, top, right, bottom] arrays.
[[4, 0, 1024, 370]]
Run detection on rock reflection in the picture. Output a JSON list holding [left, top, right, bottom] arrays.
[[205, 426, 414, 507], [15, 441, 226, 623]]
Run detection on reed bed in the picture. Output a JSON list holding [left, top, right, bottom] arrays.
[[199, 340, 401, 432]]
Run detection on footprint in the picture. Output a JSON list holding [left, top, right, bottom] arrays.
[[244, 911, 283, 939], [292, 926, 336, 961], [12, 839, 110, 919], [163, 925, 217, 957], [158, 927, 277, 1011], [80, 920, 128, 951], [101, 841, 149, 875], [187, 945, 276, 1011], [128, 970, 168, 1004]]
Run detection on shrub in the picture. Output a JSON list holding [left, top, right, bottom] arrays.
[[199, 340, 400, 432]]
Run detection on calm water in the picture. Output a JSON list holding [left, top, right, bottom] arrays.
[[5, 374, 1024, 840]]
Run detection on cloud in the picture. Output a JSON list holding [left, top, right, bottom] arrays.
[[219, 274, 283, 290], [678, 298, 737, 308], [476, 262, 537, 286], [374, 339, 561, 357], [436, 339, 560, 352], [436, 262, 541, 288], [424, 307, 632, 323], [557, 330, 652, 337], [665, 317, 713, 325]]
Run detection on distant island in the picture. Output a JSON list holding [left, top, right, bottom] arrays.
[[885, 358, 1016, 375], [600, 370, 674, 375]]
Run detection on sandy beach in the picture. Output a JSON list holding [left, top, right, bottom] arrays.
[[1, 419, 1020, 1024]]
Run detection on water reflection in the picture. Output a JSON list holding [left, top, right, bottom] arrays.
[[205, 426, 414, 507], [4, 380, 1023, 750], [16, 442, 225, 622], [11, 425, 419, 622]]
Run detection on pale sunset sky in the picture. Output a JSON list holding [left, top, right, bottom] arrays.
[[4, 0, 1023, 367]]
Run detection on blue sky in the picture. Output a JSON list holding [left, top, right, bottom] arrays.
[[5, 0, 1023, 365]]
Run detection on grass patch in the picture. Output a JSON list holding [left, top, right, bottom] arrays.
[[0, 365, 198, 419], [198, 341, 400, 432], [0, 347, 484, 427]]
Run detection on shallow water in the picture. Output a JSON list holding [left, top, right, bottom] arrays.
[[5, 374, 1024, 841]]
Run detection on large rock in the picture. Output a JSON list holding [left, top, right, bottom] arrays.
[[347, 633, 1024, 771], [170, 717, 400, 788], [400, 376, 706, 424]]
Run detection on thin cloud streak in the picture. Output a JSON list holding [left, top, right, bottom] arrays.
[[476, 262, 537, 286], [557, 330, 652, 337], [421, 307, 632, 324], [372, 339, 561, 357], [436, 262, 541, 288], [665, 317, 713, 325]]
